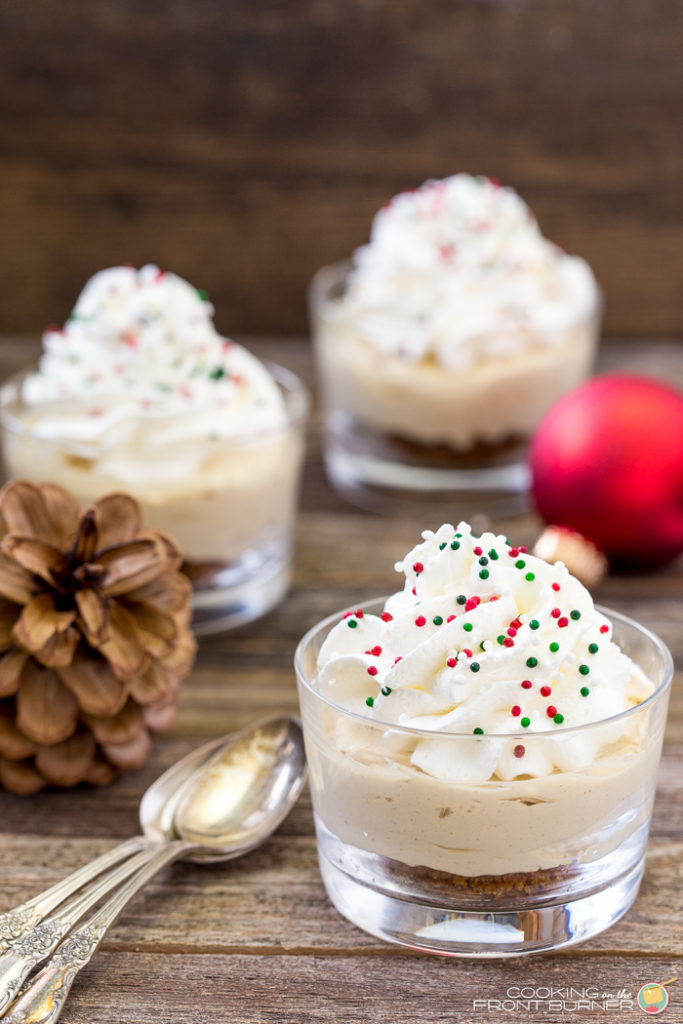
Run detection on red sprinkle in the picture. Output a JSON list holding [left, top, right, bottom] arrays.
[[511, 705, 521, 717], [540, 685, 552, 697], [503, 637, 515, 647], [394, 656, 403, 664], [513, 744, 526, 758], [343, 611, 354, 619], [464, 596, 481, 612], [473, 546, 483, 556], [558, 617, 569, 628], [411, 587, 417, 596], [546, 705, 557, 718], [44, 323, 63, 334], [519, 546, 528, 554], [551, 608, 561, 619], [600, 624, 609, 634], [446, 615, 456, 623], [367, 666, 378, 676], [521, 680, 532, 690], [462, 649, 473, 658], [355, 609, 364, 618], [381, 612, 393, 622], [508, 548, 519, 557], [507, 627, 517, 637], [371, 645, 382, 656], [413, 562, 424, 574], [415, 616, 426, 627], [510, 618, 522, 629], [552, 583, 561, 592], [490, 595, 500, 602], [446, 657, 457, 668]]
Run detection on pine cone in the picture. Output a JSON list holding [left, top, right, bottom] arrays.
[[0, 481, 196, 794]]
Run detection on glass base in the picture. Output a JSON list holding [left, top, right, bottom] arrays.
[[324, 415, 531, 518], [190, 547, 291, 635], [318, 848, 644, 958]]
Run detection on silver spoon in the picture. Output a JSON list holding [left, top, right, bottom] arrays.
[[0, 735, 227, 957], [4, 715, 305, 1024], [0, 736, 228, 1013]]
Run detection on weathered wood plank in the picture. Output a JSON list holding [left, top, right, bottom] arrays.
[[0, 830, 681, 960], [17, 951, 683, 1024], [1, 2, 683, 337]]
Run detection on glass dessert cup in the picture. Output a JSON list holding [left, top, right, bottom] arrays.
[[309, 262, 601, 517], [296, 599, 672, 958], [0, 364, 308, 635]]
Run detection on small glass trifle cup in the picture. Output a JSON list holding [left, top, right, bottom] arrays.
[[0, 266, 309, 634], [308, 175, 602, 516], [295, 599, 671, 957]]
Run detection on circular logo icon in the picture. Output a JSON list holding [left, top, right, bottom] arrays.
[[637, 983, 670, 1014]]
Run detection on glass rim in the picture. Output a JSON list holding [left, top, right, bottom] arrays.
[[308, 258, 604, 335], [0, 361, 309, 446], [294, 597, 672, 741]]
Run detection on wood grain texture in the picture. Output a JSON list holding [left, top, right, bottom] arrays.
[[0, 336, 681, 1022], [0, 2, 682, 336]]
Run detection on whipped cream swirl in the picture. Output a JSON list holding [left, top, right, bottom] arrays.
[[21, 265, 286, 445], [342, 175, 599, 369], [316, 523, 651, 782]]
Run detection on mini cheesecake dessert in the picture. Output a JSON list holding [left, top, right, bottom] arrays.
[[0, 266, 307, 631], [309, 175, 601, 510], [295, 523, 671, 954]]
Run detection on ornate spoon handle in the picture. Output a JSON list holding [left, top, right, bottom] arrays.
[[0, 845, 159, 1016], [0, 836, 145, 955], [5, 842, 191, 1024]]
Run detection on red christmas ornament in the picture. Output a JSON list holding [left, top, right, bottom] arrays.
[[530, 374, 683, 569]]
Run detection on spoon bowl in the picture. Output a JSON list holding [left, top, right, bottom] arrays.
[[174, 716, 306, 861]]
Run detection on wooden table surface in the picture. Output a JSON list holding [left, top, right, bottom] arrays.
[[0, 337, 681, 1024]]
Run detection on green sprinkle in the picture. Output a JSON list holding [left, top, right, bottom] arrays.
[[451, 540, 460, 550], [365, 696, 374, 707], [497, 634, 505, 645], [515, 560, 526, 569], [479, 641, 486, 651], [488, 549, 499, 560], [479, 556, 489, 566], [197, 288, 209, 301], [588, 643, 599, 654], [456, 595, 467, 605], [470, 662, 480, 673], [439, 542, 447, 550], [381, 686, 392, 696], [553, 712, 565, 725], [526, 657, 538, 668], [529, 619, 539, 630], [479, 569, 490, 580], [463, 622, 473, 632], [473, 727, 484, 735], [579, 664, 590, 676], [347, 620, 357, 629], [433, 616, 443, 626], [209, 366, 226, 381], [521, 717, 530, 728], [580, 686, 590, 697], [525, 572, 535, 582], [549, 642, 559, 652], [570, 610, 581, 620], [455, 532, 462, 538]]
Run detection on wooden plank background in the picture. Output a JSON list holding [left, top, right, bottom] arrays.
[[0, 0, 682, 338]]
